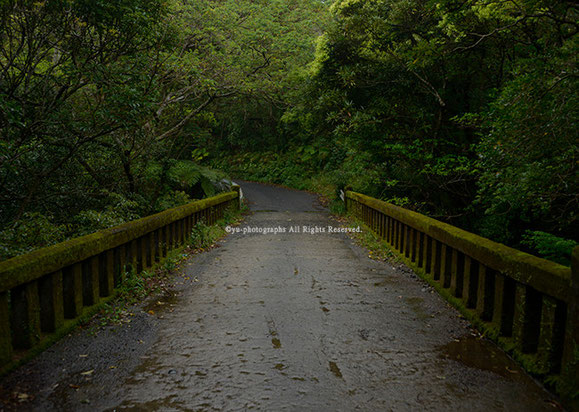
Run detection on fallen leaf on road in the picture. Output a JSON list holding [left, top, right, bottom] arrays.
[[69, 384, 80, 389], [80, 370, 94, 376], [79, 354, 88, 358]]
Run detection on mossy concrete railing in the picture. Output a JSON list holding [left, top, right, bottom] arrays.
[[346, 191, 578, 390], [0, 188, 240, 369]]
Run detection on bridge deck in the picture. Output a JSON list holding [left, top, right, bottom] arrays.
[[0, 182, 556, 410]]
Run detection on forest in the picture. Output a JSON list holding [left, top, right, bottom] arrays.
[[0, 0, 577, 265]]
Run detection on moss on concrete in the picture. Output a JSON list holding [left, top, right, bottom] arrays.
[[0, 192, 238, 291], [347, 209, 578, 407], [346, 191, 571, 301], [0, 207, 243, 376]]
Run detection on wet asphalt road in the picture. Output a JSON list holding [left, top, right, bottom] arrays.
[[0, 181, 558, 411]]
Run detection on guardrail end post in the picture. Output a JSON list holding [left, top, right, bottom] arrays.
[[561, 246, 579, 390], [232, 185, 241, 210], [0, 291, 12, 365]]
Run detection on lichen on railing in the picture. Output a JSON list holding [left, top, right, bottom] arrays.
[[345, 190, 578, 396], [0, 188, 240, 369]]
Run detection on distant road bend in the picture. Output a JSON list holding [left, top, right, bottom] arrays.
[[0, 181, 557, 411]]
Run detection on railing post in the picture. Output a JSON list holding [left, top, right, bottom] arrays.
[[476, 265, 493, 321], [439, 244, 448, 285], [423, 235, 431, 274], [39, 270, 64, 332], [100, 250, 115, 297], [536, 295, 560, 374], [562, 246, 579, 383], [492, 273, 507, 333], [129, 239, 139, 273], [115, 245, 127, 286], [83, 256, 100, 306], [232, 185, 241, 209], [407, 228, 413, 260], [63, 263, 83, 318], [431, 240, 440, 279], [461, 256, 476, 308], [11, 281, 41, 349], [0, 291, 12, 364], [450, 250, 459, 296], [153, 230, 160, 263]]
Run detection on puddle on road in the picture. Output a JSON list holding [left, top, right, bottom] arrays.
[[404, 296, 430, 321], [439, 335, 523, 379], [143, 292, 181, 314]]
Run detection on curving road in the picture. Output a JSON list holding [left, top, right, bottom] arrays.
[[0, 181, 557, 411]]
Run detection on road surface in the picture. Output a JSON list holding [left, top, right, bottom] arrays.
[[0, 181, 557, 411]]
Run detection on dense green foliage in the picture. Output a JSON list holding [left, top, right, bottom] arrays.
[[0, 0, 327, 259], [212, 0, 578, 263], [1, 0, 577, 264]]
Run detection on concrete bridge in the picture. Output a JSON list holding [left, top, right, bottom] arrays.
[[0, 181, 575, 410]]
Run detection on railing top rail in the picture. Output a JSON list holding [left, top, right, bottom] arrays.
[[0, 191, 237, 292], [346, 191, 572, 301]]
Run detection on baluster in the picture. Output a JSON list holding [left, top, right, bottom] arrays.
[[153, 230, 160, 263], [114, 245, 127, 286], [513, 284, 542, 353], [99, 250, 115, 297], [129, 238, 139, 274], [10, 281, 41, 349], [536, 296, 563, 374], [164, 224, 171, 251], [492, 274, 515, 336], [397, 223, 404, 253], [416, 232, 424, 267], [82, 256, 100, 306], [423, 235, 432, 274], [461, 256, 478, 308], [63, 263, 83, 318], [562, 248, 579, 382], [0, 291, 13, 364], [136, 236, 145, 272], [440, 245, 449, 286], [450, 251, 464, 297], [476, 265, 494, 321], [39, 270, 64, 332], [409, 229, 416, 261], [431, 240, 441, 280]]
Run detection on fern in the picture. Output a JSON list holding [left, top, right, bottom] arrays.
[[521, 230, 578, 266]]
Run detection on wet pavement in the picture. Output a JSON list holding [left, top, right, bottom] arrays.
[[0, 181, 559, 411]]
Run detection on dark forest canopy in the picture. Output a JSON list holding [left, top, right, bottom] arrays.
[[214, 0, 578, 263], [0, 0, 328, 259], [1, 0, 577, 263]]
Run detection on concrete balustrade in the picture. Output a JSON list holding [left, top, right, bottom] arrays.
[[346, 191, 578, 385], [0, 189, 239, 369]]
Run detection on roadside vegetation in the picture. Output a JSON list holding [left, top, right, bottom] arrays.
[[1, 0, 576, 265], [210, 0, 578, 265], [0, 0, 327, 260]]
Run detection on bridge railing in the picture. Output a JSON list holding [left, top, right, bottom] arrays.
[[0, 189, 240, 369], [346, 191, 577, 384]]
